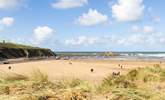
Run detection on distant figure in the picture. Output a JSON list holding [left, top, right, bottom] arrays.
[[160, 61, 162, 64], [118, 64, 123, 69], [3, 61, 10, 64], [112, 71, 120, 76], [117, 71, 120, 75], [8, 66, 11, 70], [112, 72, 115, 75], [120, 65, 123, 69], [69, 61, 72, 65], [90, 68, 94, 72]]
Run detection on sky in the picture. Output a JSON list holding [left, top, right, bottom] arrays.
[[0, 0, 164, 51]]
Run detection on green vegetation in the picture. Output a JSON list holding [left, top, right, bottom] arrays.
[[101, 52, 118, 57], [0, 42, 40, 49], [0, 65, 165, 100], [0, 70, 94, 100], [0, 42, 55, 59], [98, 64, 165, 100]]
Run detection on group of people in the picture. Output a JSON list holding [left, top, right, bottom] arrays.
[[68, 61, 124, 76]]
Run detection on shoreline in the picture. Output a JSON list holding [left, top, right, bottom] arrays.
[[0, 56, 164, 65]]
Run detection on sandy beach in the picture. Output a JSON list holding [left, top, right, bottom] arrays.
[[0, 59, 164, 83]]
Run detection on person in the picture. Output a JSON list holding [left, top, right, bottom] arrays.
[[8, 66, 11, 69], [90, 68, 94, 72], [69, 61, 72, 65]]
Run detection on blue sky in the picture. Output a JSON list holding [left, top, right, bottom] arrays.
[[0, 0, 164, 51]]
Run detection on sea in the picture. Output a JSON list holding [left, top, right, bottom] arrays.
[[56, 52, 165, 60]]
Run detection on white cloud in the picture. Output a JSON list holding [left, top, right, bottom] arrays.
[[34, 26, 54, 43], [0, 0, 24, 10], [112, 0, 145, 22], [65, 31, 165, 48], [51, 0, 87, 9], [143, 26, 154, 33], [131, 25, 154, 33], [65, 36, 99, 46], [77, 9, 108, 26], [0, 17, 15, 27]]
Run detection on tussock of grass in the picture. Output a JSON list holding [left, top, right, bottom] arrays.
[[98, 75, 136, 92], [123, 64, 165, 83], [0, 70, 94, 100], [29, 69, 48, 83], [54, 79, 83, 89], [54, 78, 94, 91], [98, 64, 165, 99]]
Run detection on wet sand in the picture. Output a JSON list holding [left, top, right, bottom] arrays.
[[0, 59, 164, 83]]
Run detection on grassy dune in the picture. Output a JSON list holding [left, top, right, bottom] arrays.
[[0, 64, 165, 100]]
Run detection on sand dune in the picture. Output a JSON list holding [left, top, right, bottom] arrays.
[[0, 59, 164, 83]]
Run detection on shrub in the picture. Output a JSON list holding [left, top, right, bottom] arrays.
[[127, 69, 139, 81], [0, 86, 10, 95], [98, 74, 136, 92], [150, 64, 161, 73], [143, 74, 159, 82]]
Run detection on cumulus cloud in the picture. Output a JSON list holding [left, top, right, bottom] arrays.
[[0, 0, 24, 10], [51, 0, 87, 9], [65, 32, 165, 48], [77, 9, 108, 26], [65, 35, 123, 47], [112, 0, 145, 22], [0, 17, 15, 27], [65, 36, 99, 46], [34, 26, 54, 43]]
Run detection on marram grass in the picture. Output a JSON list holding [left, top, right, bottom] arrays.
[[0, 65, 165, 100]]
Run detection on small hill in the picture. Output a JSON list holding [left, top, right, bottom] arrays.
[[0, 42, 56, 60]]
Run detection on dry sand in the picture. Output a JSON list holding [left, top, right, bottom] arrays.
[[0, 59, 164, 83]]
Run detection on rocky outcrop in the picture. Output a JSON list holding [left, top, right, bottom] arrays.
[[0, 43, 56, 60]]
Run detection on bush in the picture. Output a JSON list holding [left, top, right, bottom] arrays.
[[127, 69, 139, 81], [143, 74, 159, 82], [98, 74, 136, 92], [149, 64, 161, 73]]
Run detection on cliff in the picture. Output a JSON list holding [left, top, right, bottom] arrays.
[[0, 42, 56, 60]]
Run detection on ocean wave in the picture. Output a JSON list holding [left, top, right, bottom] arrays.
[[119, 53, 165, 58]]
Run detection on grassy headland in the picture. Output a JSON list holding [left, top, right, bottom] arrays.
[[0, 42, 56, 60], [0, 42, 36, 49]]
